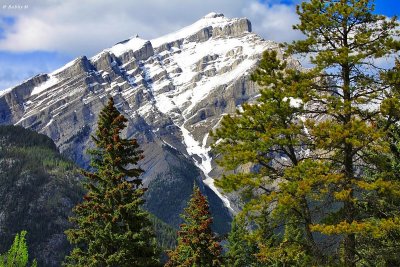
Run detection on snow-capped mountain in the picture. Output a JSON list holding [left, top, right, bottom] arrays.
[[0, 12, 299, 232]]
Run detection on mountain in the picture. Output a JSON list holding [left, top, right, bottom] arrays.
[[0, 125, 83, 266], [0, 125, 178, 266], [0, 12, 301, 232]]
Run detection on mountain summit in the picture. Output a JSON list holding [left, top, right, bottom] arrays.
[[0, 13, 300, 231]]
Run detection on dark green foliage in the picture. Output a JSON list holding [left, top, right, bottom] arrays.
[[356, 99, 400, 266], [0, 231, 37, 267], [144, 144, 231, 235], [149, 214, 177, 251], [286, 1, 400, 265], [148, 214, 178, 264], [166, 186, 223, 267], [0, 126, 83, 267], [65, 97, 160, 266], [0, 125, 57, 151], [225, 216, 261, 267], [212, 49, 320, 265]]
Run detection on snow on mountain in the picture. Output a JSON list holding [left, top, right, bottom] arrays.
[[0, 13, 301, 230], [92, 38, 149, 60], [0, 87, 12, 97], [31, 75, 59, 96], [152, 12, 241, 47]]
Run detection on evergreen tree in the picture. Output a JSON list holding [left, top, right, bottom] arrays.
[[0, 231, 37, 267], [225, 216, 261, 267], [357, 62, 400, 265], [166, 186, 223, 267], [213, 0, 400, 266], [64, 97, 159, 267], [212, 50, 321, 265], [287, 1, 400, 265]]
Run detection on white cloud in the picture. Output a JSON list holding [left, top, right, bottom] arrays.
[[243, 2, 303, 43], [0, 0, 301, 56]]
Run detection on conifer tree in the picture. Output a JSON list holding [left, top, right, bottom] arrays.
[[165, 186, 223, 267], [225, 216, 261, 267], [213, 0, 400, 266], [0, 231, 37, 267], [64, 97, 159, 267], [213, 50, 321, 265]]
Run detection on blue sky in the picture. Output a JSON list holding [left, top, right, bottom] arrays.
[[374, 0, 399, 17], [0, 0, 398, 90]]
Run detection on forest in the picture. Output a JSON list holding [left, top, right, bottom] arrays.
[[1, 0, 400, 266]]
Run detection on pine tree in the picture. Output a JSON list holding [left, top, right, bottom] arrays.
[[64, 97, 159, 267], [356, 61, 400, 265], [212, 0, 400, 266], [165, 186, 223, 267], [286, 1, 400, 265], [213, 50, 321, 265], [225, 216, 261, 267]]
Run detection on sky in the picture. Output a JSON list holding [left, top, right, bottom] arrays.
[[0, 0, 398, 90]]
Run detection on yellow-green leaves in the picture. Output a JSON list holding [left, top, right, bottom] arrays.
[[311, 217, 400, 238], [213, 0, 400, 265]]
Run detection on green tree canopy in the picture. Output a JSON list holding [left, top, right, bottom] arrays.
[[166, 186, 223, 267], [212, 0, 400, 266], [0, 231, 37, 267], [64, 97, 159, 267], [225, 215, 262, 267]]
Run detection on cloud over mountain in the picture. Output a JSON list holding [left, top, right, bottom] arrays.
[[0, 0, 300, 55]]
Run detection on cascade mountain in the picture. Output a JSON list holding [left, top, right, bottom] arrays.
[[0, 12, 301, 233], [0, 125, 83, 266], [0, 125, 178, 266]]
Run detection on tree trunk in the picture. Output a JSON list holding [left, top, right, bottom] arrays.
[[342, 58, 356, 266]]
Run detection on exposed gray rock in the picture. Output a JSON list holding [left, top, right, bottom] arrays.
[[212, 18, 252, 37], [0, 125, 84, 267], [0, 13, 303, 232], [187, 26, 213, 43], [117, 41, 154, 62]]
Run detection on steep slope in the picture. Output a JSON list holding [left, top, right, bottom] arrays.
[[0, 125, 83, 266], [0, 13, 301, 231], [0, 125, 181, 266]]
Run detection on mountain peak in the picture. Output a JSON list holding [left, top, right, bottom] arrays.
[[151, 13, 251, 48], [108, 37, 149, 57], [203, 12, 225, 19], [0, 12, 287, 219]]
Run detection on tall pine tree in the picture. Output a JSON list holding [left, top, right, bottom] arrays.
[[165, 186, 223, 267], [64, 97, 159, 267], [213, 50, 322, 265], [213, 0, 400, 266], [287, 1, 400, 265]]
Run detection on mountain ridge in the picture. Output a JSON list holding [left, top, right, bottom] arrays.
[[0, 12, 301, 231]]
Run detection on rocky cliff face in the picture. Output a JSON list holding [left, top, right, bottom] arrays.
[[0, 125, 84, 267], [0, 12, 300, 232]]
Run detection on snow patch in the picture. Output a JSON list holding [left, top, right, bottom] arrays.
[[204, 12, 225, 19], [31, 75, 59, 96], [152, 14, 232, 48], [154, 94, 176, 114], [52, 58, 80, 74], [283, 97, 303, 108], [179, 125, 233, 211], [108, 37, 148, 57], [0, 87, 12, 97], [162, 140, 178, 150], [90, 37, 148, 61], [43, 118, 54, 129]]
